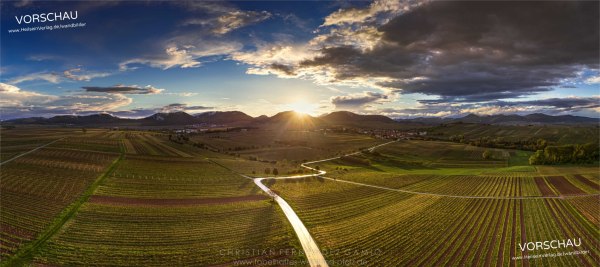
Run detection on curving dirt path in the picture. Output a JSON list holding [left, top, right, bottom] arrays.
[[233, 139, 598, 267]]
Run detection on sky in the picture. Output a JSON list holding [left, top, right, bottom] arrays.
[[1, 0, 599, 120]]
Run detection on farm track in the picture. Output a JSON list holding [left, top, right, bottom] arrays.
[[0, 138, 64, 166], [1, 153, 123, 266], [216, 139, 598, 267]]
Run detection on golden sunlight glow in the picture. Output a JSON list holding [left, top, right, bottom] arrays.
[[286, 101, 318, 116]]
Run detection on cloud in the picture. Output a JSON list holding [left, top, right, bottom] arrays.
[[585, 76, 600, 84], [237, 1, 598, 105], [82, 84, 164, 94], [163, 92, 199, 97], [118, 2, 266, 71], [183, 10, 271, 35], [13, 0, 32, 7], [63, 68, 111, 81], [380, 96, 600, 118], [7, 72, 61, 84], [330, 91, 390, 109], [119, 45, 202, 70], [7, 67, 112, 84], [0, 83, 132, 120], [0, 83, 57, 108], [27, 54, 62, 62], [108, 103, 215, 119], [322, 0, 425, 26], [120, 42, 241, 70], [509, 97, 600, 111], [160, 103, 214, 113]]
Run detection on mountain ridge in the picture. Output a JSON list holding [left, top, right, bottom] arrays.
[[3, 111, 598, 126]]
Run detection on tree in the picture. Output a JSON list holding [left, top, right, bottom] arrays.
[[272, 168, 279, 175], [482, 150, 492, 160], [529, 150, 544, 165], [315, 166, 320, 170], [536, 138, 548, 150], [264, 168, 270, 175], [82, 127, 87, 134], [529, 143, 599, 165]]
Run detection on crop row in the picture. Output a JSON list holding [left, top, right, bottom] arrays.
[[123, 133, 192, 157], [98, 157, 259, 199], [319, 173, 545, 197], [33, 195, 301, 266], [50, 137, 121, 153], [0, 149, 116, 260], [402, 175, 544, 196], [271, 178, 598, 266]]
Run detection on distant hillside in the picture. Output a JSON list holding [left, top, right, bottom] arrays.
[[142, 112, 197, 125], [258, 111, 322, 129], [3, 111, 597, 128], [3, 113, 130, 125], [429, 122, 599, 145], [454, 113, 598, 125], [196, 111, 254, 124], [321, 111, 396, 124], [319, 111, 419, 129]]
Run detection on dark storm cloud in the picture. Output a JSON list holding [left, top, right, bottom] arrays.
[[303, 1, 599, 102], [387, 96, 600, 118], [330, 91, 389, 109], [82, 85, 163, 94], [509, 97, 600, 111], [419, 96, 600, 110]]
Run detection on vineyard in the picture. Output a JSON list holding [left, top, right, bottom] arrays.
[[270, 177, 599, 266], [0, 148, 117, 260], [95, 156, 262, 198], [25, 149, 304, 266], [33, 202, 302, 266], [0, 127, 598, 266], [0, 127, 74, 162], [122, 133, 194, 157], [428, 124, 600, 145], [190, 130, 384, 162]]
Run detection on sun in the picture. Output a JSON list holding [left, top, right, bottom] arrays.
[[287, 101, 318, 116]]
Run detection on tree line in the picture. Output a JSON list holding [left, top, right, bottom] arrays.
[[446, 135, 598, 165], [528, 143, 599, 165], [448, 135, 548, 151]]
